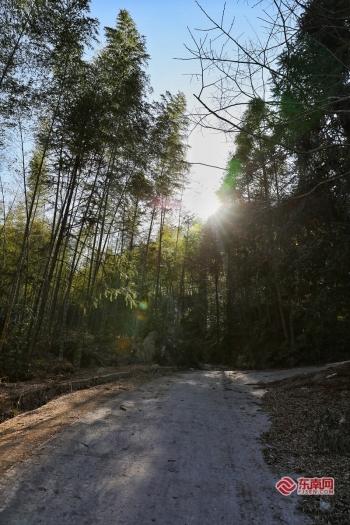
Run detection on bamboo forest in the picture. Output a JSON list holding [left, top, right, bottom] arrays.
[[0, 0, 349, 381]]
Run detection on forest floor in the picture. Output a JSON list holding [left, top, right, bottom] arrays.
[[262, 361, 350, 525]]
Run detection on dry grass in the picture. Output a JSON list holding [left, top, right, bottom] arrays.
[[262, 363, 350, 525]]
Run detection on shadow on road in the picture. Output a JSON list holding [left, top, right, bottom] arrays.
[[0, 371, 309, 525]]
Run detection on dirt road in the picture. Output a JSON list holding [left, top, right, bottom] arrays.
[[0, 368, 320, 524]]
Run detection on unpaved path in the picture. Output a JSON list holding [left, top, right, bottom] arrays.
[[0, 366, 333, 525]]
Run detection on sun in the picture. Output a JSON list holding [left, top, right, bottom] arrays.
[[183, 181, 222, 221], [197, 192, 222, 220], [182, 186, 222, 221]]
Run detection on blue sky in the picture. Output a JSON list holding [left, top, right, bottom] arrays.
[[90, 1, 256, 218], [91, 1, 250, 97]]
